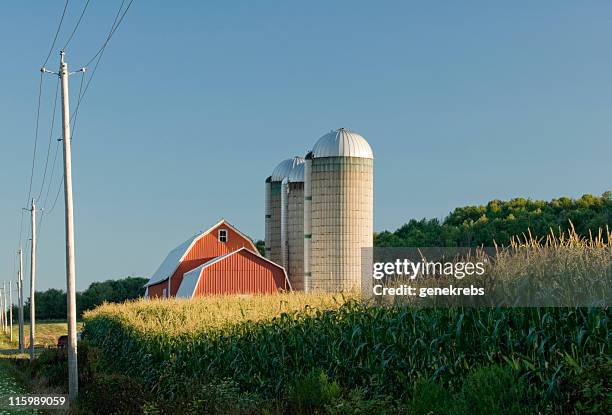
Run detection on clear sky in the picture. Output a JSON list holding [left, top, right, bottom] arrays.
[[1, 1, 610, 291]]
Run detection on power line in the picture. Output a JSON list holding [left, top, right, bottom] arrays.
[[43, 71, 86, 216], [62, 0, 92, 51], [84, 0, 134, 67], [42, 0, 70, 67], [42, 143, 62, 211], [24, 73, 44, 211], [36, 77, 60, 203], [19, 0, 71, 252]]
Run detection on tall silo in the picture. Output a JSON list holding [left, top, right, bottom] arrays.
[[267, 157, 304, 265], [304, 128, 373, 292]]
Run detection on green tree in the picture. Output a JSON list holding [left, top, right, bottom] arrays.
[[375, 192, 611, 247]]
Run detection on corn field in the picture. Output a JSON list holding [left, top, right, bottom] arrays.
[[83, 228, 611, 412]]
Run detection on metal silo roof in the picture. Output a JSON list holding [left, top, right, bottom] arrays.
[[311, 128, 373, 159], [288, 162, 304, 182], [271, 156, 305, 181]]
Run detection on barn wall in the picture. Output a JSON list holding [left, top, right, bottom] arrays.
[[193, 250, 288, 296], [147, 281, 169, 298], [170, 224, 257, 295]]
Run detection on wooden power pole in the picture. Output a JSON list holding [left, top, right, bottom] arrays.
[[59, 50, 80, 401], [4, 283, 7, 335], [18, 248, 24, 352], [2, 282, 7, 337], [28, 198, 36, 361], [0, 285, 4, 334], [9, 280, 13, 343]]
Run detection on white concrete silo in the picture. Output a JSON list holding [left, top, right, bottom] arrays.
[[304, 128, 373, 292], [266, 157, 304, 265], [286, 163, 305, 289]]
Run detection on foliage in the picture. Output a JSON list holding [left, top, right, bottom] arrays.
[[24, 288, 68, 320], [375, 192, 612, 247], [16, 276, 148, 320], [287, 369, 341, 414], [78, 276, 148, 316], [180, 379, 262, 415], [406, 380, 457, 415], [457, 365, 531, 414], [255, 239, 266, 256], [560, 357, 612, 414], [79, 372, 148, 415]]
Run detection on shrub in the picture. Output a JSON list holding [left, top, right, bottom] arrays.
[[561, 357, 612, 414], [181, 379, 262, 415], [286, 370, 341, 413], [458, 365, 532, 415], [406, 379, 458, 415], [79, 373, 147, 415]]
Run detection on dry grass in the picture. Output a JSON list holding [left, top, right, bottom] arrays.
[[491, 224, 611, 306], [85, 292, 350, 336], [0, 320, 84, 354]]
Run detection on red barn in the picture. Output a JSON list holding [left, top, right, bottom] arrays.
[[145, 219, 290, 298]]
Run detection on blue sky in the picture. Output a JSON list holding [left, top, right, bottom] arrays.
[[1, 1, 610, 291]]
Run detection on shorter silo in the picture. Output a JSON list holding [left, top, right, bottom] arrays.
[[286, 163, 305, 290], [264, 176, 272, 258], [267, 157, 304, 266]]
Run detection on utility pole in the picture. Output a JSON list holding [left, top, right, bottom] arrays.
[[28, 198, 36, 361], [59, 50, 79, 401], [2, 283, 9, 333], [0, 286, 4, 334], [3, 283, 7, 335], [41, 51, 82, 401], [18, 249, 24, 352], [9, 280, 13, 343]]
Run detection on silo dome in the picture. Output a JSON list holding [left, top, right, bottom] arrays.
[[288, 163, 304, 182], [311, 128, 373, 159], [271, 156, 305, 182]]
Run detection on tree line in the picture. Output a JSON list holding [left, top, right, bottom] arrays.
[[374, 192, 611, 247], [16, 276, 148, 320]]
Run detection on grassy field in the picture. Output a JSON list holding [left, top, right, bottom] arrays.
[[0, 320, 84, 353]]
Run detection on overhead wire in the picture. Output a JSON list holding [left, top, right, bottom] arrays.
[[19, 0, 136, 272], [19, 0, 70, 257], [42, 70, 86, 217], [36, 77, 60, 203], [42, 0, 70, 67], [24, 73, 44, 210], [62, 0, 92, 51], [84, 0, 133, 67]]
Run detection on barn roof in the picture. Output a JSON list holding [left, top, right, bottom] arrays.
[[145, 219, 257, 288], [175, 247, 291, 298]]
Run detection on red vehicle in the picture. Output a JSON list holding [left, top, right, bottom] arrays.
[[57, 335, 68, 349], [57, 332, 82, 348]]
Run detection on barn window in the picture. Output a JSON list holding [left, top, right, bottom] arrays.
[[219, 229, 228, 243], [162, 288, 167, 298]]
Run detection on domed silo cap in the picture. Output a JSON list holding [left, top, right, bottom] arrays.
[[288, 162, 304, 182], [271, 156, 305, 182], [310, 128, 373, 159]]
